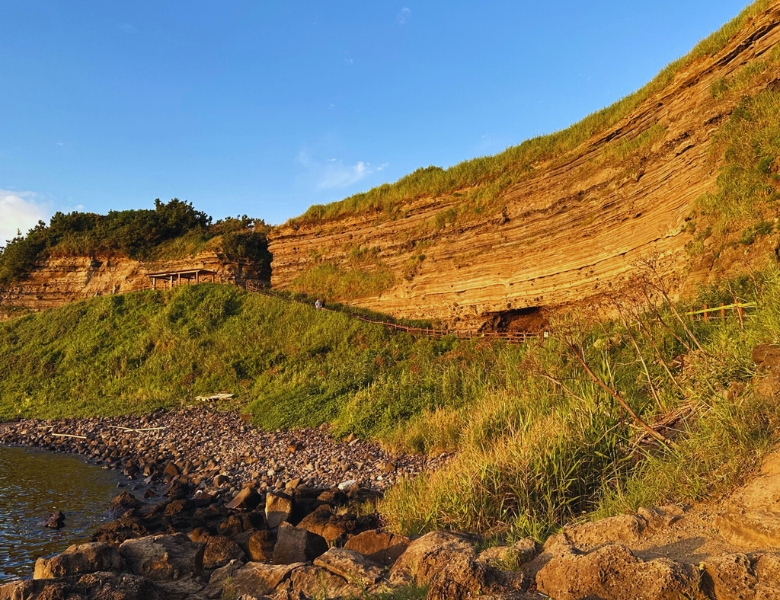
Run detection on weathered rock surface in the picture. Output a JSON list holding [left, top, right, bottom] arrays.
[[343, 529, 410, 566], [389, 531, 476, 586], [535, 537, 706, 600], [0, 251, 265, 318], [33, 542, 124, 579], [228, 561, 304, 597], [272, 522, 329, 564], [119, 533, 205, 581]]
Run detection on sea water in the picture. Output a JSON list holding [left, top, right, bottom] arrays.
[[0, 446, 122, 582]]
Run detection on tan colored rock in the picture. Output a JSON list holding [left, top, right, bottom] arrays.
[[755, 553, 780, 599], [229, 561, 304, 597], [535, 538, 705, 600], [561, 513, 649, 550], [344, 529, 410, 566], [268, 3, 780, 328], [266, 492, 293, 529], [390, 531, 476, 586], [226, 486, 261, 510], [33, 542, 124, 580], [289, 566, 361, 599], [244, 529, 278, 562], [314, 547, 384, 586], [119, 533, 205, 581], [703, 554, 758, 600]]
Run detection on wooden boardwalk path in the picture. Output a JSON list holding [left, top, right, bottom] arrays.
[[243, 280, 539, 344]]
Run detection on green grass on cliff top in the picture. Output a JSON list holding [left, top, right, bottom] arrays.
[[287, 0, 772, 227]]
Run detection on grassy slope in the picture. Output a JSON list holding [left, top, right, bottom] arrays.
[[0, 285, 511, 441], [288, 0, 773, 228]]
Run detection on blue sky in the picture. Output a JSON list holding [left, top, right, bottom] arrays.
[[0, 0, 753, 240]]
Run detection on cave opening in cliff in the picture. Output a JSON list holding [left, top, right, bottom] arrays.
[[479, 306, 548, 334]]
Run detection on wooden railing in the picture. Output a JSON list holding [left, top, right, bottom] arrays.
[[684, 302, 755, 327], [244, 279, 540, 343]]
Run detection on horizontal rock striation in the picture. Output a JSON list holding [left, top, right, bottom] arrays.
[[0, 251, 265, 319], [269, 3, 780, 328]]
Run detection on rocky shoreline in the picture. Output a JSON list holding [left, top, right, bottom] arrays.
[[3, 408, 780, 599], [0, 407, 446, 495]]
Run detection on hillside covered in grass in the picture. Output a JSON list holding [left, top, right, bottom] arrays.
[[0, 199, 272, 286], [3, 269, 780, 542]]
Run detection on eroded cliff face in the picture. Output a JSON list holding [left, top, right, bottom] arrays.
[[0, 251, 261, 318], [269, 3, 780, 327]]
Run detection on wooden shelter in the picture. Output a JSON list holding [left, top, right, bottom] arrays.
[[146, 269, 217, 289]]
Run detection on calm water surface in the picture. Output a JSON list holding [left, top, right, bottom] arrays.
[[0, 446, 123, 582]]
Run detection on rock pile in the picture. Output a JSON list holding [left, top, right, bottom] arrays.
[[4, 485, 780, 599], [0, 407, 446, 495]]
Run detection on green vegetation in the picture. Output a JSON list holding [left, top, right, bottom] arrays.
[[3, 265, 780, 543], [288, 0, 773, 228], [691, 87, 780, 249], [289, 263, 396, 300], [0, 200, 272, 286]]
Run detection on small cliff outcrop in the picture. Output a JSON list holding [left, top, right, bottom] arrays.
[[269, 2, 780, 328], [0, 251, 264, 319]]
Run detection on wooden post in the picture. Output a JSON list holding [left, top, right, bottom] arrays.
[[703, 304, 708, 323], [720, 303, 726, 320], [196, 271, 200, 284], [152, 278, 156, 290], [738, 305, 744, 329]]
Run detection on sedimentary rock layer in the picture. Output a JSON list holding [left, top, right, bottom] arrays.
[[269, 3, 780, 327]]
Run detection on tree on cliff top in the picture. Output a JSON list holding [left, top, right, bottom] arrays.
[[0, 199, 270, 286]]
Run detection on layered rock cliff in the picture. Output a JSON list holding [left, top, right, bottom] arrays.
[[0, 251, 262, 319], [269, 2, 780, 328]]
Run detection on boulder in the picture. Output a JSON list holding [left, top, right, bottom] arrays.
[[245, 529, 278, 562], [266, 492, 293, 529], [119, 533, 205, 581], [295, 504, 356, 544], [272, 522, 329, 565], [2, 572, 168, 600], [289, 565, 361, 599], [201, 559, 243, 599], [344, 530, 410, 566], [91, 515, 150, 545], [535, 538, 705, 600], [755, 553, 780, 598], [107, 491, 142, 518], [202, 535, 247, 570], [33, 542, 125, 579], [226, 486, 261, 511], [703, 554, 757, 600], [562, 513, 650, 550], [389, 531, 476, 586], [314, 547, 384, 586], [228, 561, 304, 596]]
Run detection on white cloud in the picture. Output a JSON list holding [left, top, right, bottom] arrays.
[[297, 151, 378, 190], [397, 7, 411, 24], [0, 190, 51, 244]]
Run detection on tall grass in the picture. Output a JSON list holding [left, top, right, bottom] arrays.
[[380, 269, 780, 539], [288, 0, 773, 228]]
